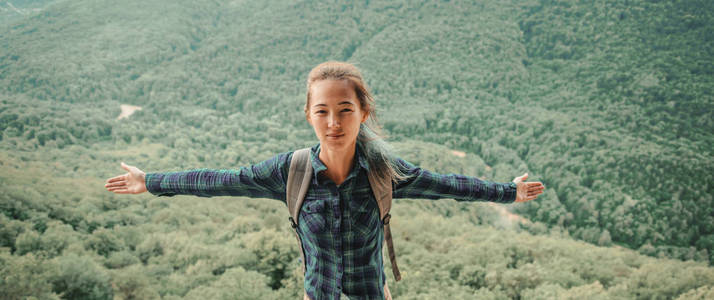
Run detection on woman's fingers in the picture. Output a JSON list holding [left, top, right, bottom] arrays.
[[526, 182, 545, 194], [106, 185, 126, 190], [528, 191, 542, 197], [106, 174, 126, 183], [528, 186, 545, 192], [107, 185, 137, 194], [105, 175, 127, 187], [105, 181, 125, 188]]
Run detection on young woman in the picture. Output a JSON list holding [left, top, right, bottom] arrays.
[[105, 61, 545, 300]]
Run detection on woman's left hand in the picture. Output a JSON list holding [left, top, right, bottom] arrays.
[[512, 173, 545, 203]]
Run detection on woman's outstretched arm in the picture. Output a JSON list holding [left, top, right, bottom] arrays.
[[105, 152, 292, 202], [392, 157, 544, 203]]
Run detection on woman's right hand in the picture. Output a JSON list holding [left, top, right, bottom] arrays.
[[104, 162, 148, 194]]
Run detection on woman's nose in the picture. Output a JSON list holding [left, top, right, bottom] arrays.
[[328, 114, 340, 128]]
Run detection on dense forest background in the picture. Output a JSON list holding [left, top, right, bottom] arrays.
[[1, 0, 713, 298]]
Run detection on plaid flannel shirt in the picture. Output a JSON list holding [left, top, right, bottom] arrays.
[[145, 143, 517, 299]]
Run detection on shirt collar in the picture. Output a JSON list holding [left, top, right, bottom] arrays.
[[310, 142, 370, 184]]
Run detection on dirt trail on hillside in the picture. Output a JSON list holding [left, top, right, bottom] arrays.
[[451, 149, 492, 171], [488, 203, 530, 226], [117, 104, 142, 120], [451, 150, 466, 158]]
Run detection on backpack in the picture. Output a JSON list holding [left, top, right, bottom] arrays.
[[286, 148, 402, 282]]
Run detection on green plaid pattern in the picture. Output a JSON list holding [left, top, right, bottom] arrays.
[[145, 143, 517, 299]]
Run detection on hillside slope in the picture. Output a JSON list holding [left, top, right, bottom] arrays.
[[1, 147, 713, 298], [1, 0, 713, 298]]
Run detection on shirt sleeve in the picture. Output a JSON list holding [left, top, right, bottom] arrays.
[[392, 157, 517, 203], [143, 151, 292, 202]]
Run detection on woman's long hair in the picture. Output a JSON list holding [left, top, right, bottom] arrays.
[[305, 61, 407, 183]]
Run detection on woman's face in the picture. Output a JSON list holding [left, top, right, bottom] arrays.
[[306, 79, 368, 153]]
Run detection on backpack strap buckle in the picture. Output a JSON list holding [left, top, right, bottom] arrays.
[[381, 213, 391, 225]]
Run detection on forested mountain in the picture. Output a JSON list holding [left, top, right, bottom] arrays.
[[0, 0, 57, 25], [1, 0, 713, 299]]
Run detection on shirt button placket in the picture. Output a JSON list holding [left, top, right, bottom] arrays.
[[331, 185, 341, 232], [331, 184, 343, 293]]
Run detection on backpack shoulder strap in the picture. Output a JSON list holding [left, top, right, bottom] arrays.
[[367, 172, 402, 282], [286, 148, 312, 274], [367, 172, 392, 220], [287, 148, 313, 226]]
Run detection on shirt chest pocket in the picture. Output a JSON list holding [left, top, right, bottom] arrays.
[[350, 196, 380, 237], [300, 199, 327, 234]]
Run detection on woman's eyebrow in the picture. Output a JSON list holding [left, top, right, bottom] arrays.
[[312, 101, 354, 108]]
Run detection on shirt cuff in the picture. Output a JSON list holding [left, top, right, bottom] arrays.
[[502, 182, 518, 203], [145, 172, 175, 197]]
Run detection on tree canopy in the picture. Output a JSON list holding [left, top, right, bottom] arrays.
[[1, 0, 713, 298]]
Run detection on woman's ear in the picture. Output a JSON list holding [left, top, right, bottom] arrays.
[[361, 110, 369, 123]]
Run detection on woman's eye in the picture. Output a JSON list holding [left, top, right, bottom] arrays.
[[316, 110, 326, 114], [341, 109, 352, 112]]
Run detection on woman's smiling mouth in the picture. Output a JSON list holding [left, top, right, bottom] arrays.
[[327, 133, 344, 139]]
